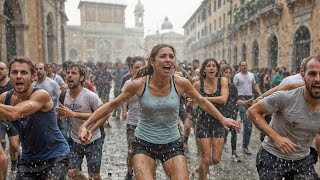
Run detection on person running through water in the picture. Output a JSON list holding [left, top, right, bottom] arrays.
[[0, 57, 70, 179], [192, 58, 230, 179], [220, 64, 253, 162], [248, 55, 320, 179], [78, 44, 240, 180], [121, 56, 146, 180]]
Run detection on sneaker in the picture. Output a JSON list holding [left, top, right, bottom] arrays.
[[242, 148, 252, 155], [11, 161, 17, 173], [231, 154, 241, 162], [125, 171, 133, 180]]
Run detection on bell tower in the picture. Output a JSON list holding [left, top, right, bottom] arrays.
[[134, 0, 144, 28]]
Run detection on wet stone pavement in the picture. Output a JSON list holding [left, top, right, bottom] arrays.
[[86, 116, 320, 180], [6, 116, 320, 179], [99, 116, 261, 180]]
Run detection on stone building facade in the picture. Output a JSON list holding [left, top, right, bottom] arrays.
[[183, 0, 319, 72], [144, 17, 185, 61], [0, 0, 67, 64], [66, 0, 144, 63]]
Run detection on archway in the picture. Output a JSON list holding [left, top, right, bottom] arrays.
[[241, 43, 246, 61], [69, 48, 78, 61], [268, 34, 278, 68], [293, 26, 310, 72], [233, 46, 237, 65], [4, 0, 22, 62], [252, 40, 259, 67], [98, 40, 111, 62], [47, 13, 55, 63]]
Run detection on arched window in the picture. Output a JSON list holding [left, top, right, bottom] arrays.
[[47, 14, 55, 63], [4, 0, 17, 62], [218, 0, 222, 8], [241, 43, 246, 61], [268, 34, 278, 68], [252, 40, 259, 67], [69, 49, 78, 60], [233, 46, 238, 65], [227, 47, 231, 63], [61, 26, 65, 61], [293, 26, 310, 72], [98, 40, 111, 62]]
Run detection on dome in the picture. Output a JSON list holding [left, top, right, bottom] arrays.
[[161, 17, 173, 30], [135, 0, 144, 12]]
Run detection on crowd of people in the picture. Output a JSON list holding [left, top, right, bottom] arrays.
[[0, 43, 319, 180]]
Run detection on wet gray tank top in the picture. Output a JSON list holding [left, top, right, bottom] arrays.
[[134, 75, 181, 144]]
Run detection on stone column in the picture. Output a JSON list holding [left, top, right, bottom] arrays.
[[15, 23, 29, 57], [0, 14, 7, 63]]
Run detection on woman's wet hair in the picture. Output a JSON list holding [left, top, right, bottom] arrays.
[[135, 44, 176, 79], [199, 58, 220, 81], [130, 56, 146, 68], [220, 64, 232, 77]]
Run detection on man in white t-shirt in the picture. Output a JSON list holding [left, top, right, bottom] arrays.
[[280, 57, 308, 85], [233, 61, 261, 154]]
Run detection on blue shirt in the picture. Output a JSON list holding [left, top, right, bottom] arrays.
[[5, 89, 70, 161]]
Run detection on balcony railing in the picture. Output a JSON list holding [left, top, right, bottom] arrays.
[[286, 0, 316, 13], [190, 27, 226, 50], [286, 0, 316, 6], [233, 0, 283, 28]]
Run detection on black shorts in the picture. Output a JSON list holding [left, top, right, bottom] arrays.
[[0, 120, 18, 138], [196, 126, 225, 138], [16, 155, 69, 180], [256, 148, 318, 180], [132, 137, 184, 163], [69, 138, 104, 173]]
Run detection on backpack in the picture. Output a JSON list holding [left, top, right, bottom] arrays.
[[57, 90, 67, 130], [59, 89, 67, 105]]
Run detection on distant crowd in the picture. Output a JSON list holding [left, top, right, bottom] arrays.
[[0, 43, 319, 180]]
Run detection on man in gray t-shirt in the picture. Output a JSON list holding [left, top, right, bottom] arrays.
[[248, 56, 320, 179], [57, 63, 107, 180]]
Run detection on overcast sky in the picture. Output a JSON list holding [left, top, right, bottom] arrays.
[[65, 0, 202, 35]]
